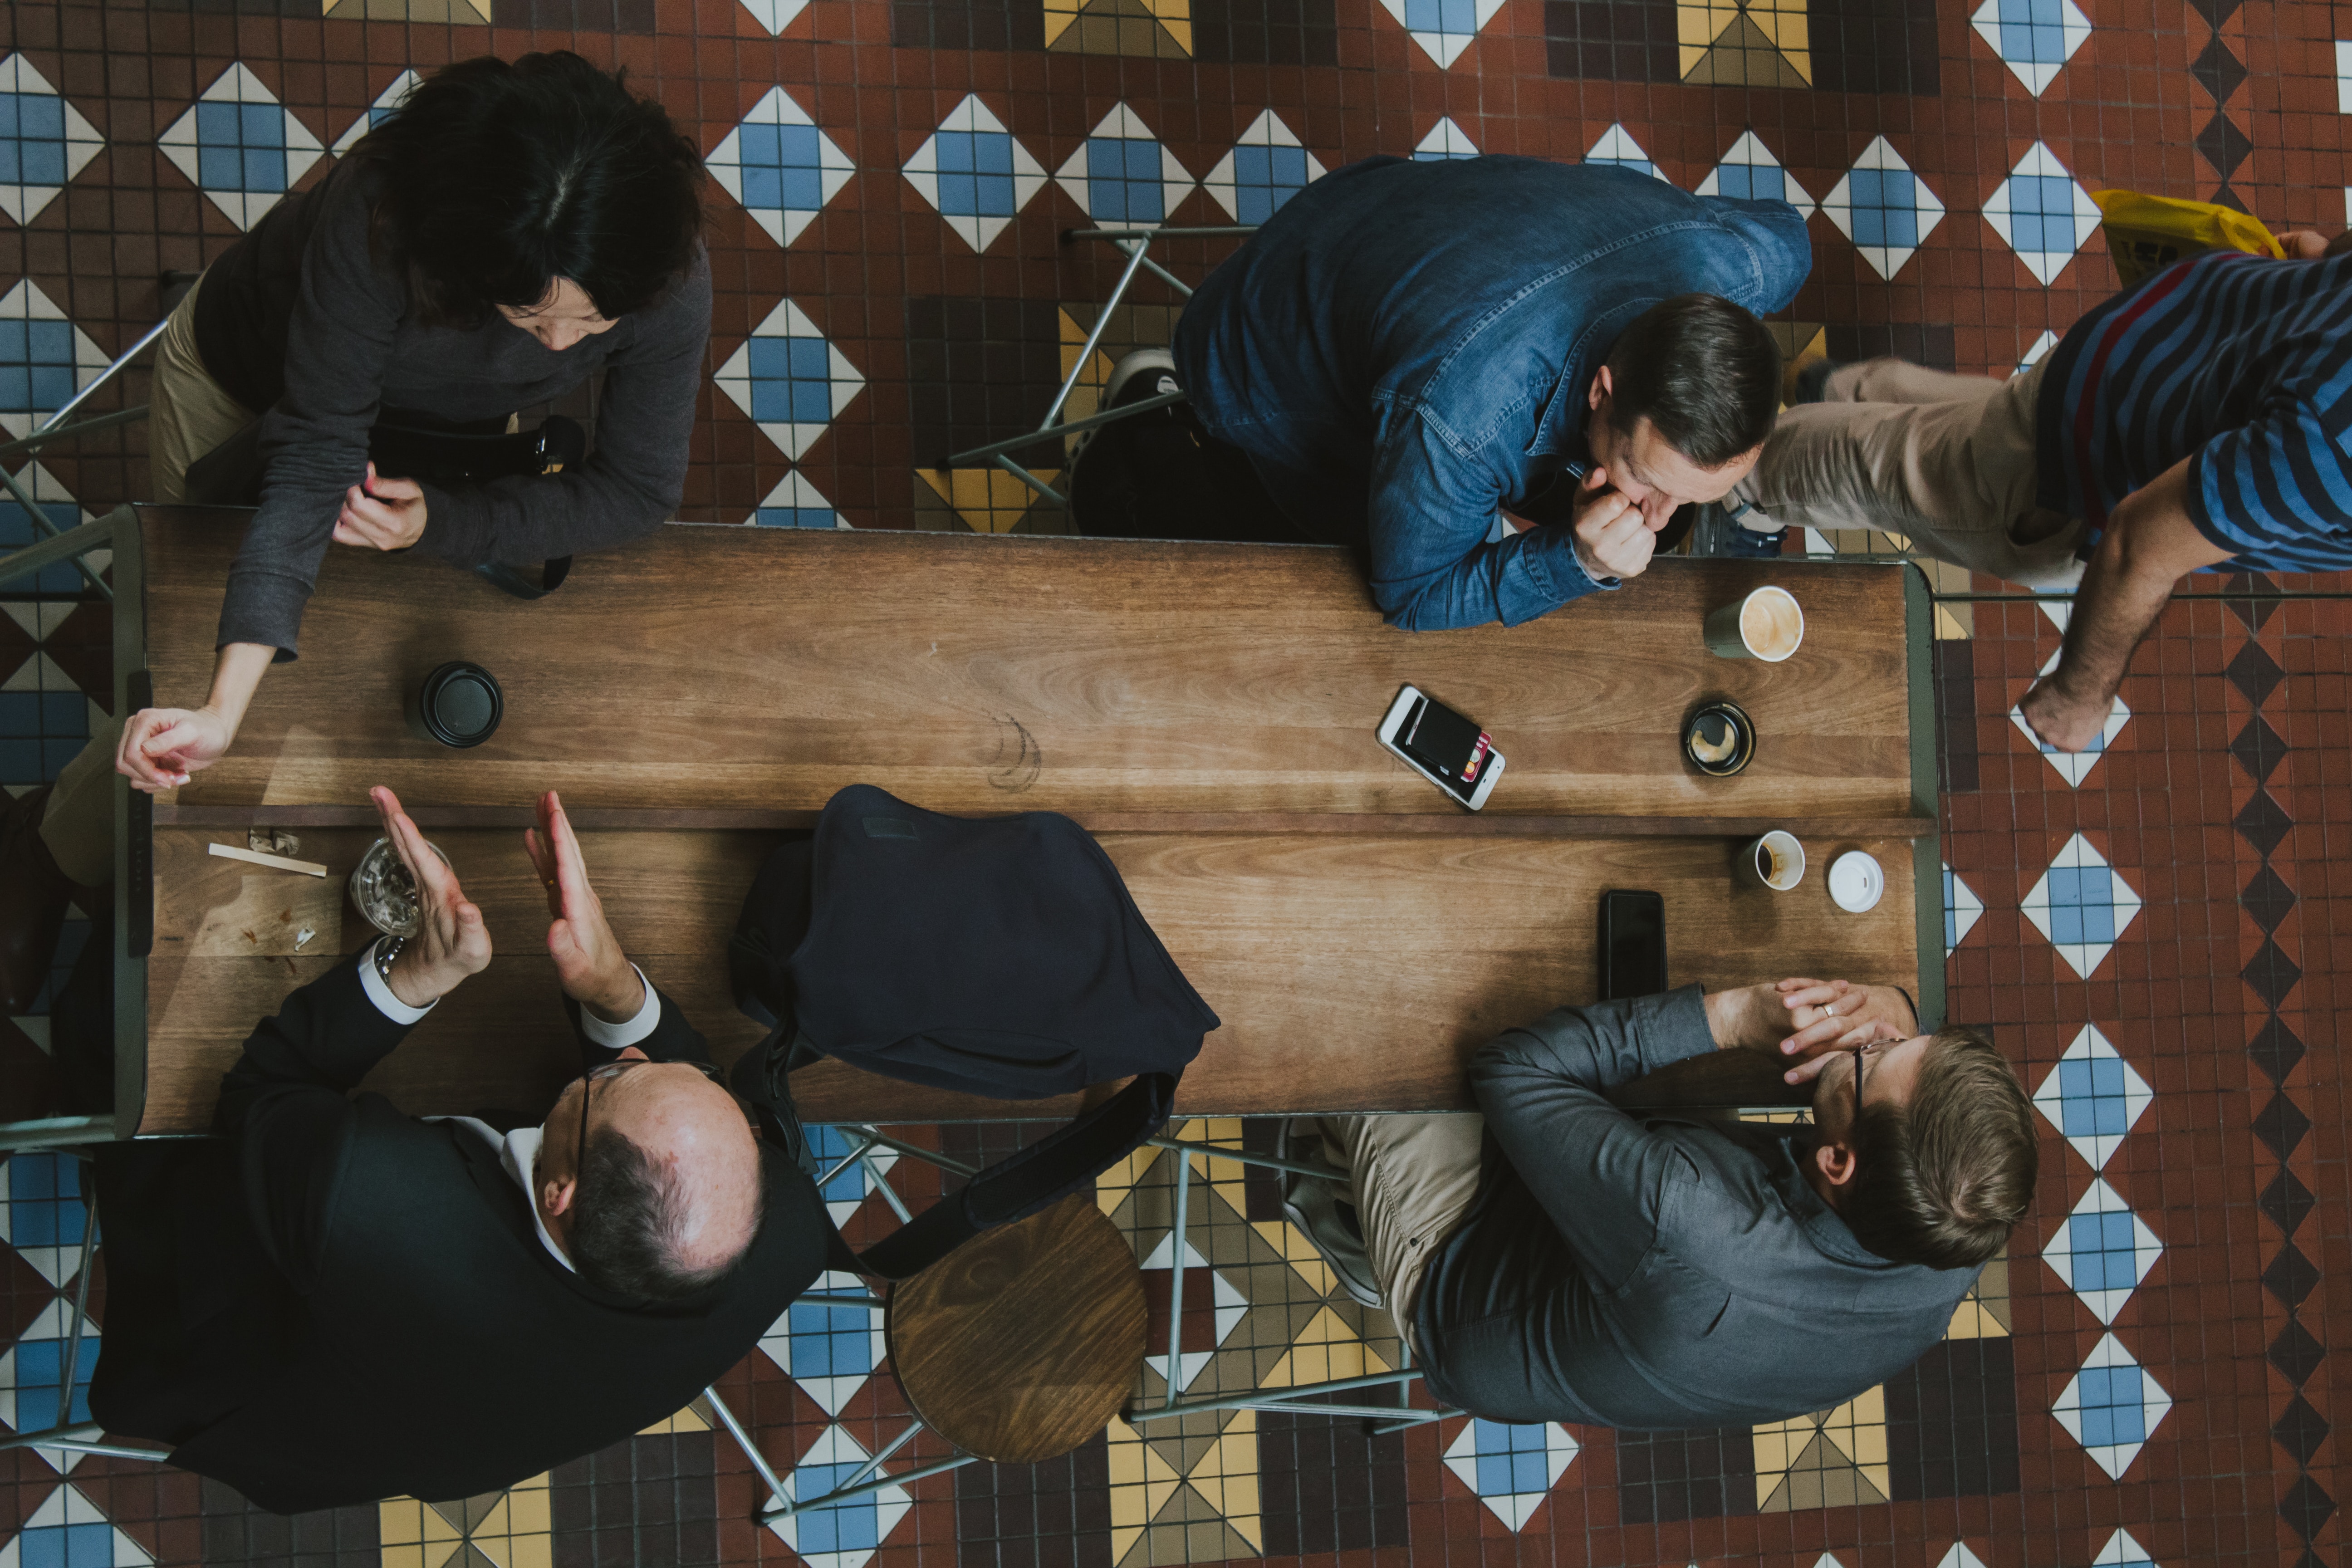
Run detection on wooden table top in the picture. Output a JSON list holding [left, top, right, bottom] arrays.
[[121, 510, 1932, 1132], [137, 509, 1922, 832]]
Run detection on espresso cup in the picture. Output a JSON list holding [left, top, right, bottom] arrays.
[[1736, 830, 1806, 892], [1705, 585, 1804, 662]]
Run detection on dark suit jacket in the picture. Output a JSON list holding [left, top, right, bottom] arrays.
[[88, 953, 830, 1514]]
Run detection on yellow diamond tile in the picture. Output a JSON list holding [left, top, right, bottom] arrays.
[[916, 467, 1058, 533], [1250, 1218, 1338, 1297], [1261, 1304, 1391, 1388], [1186, 1411, 1261, 1550], [377, 1499, 462, 1568]]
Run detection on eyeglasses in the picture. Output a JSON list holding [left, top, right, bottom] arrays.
[[572, 1057, 752, 1160], [1848, 1039, 1886, 1129]]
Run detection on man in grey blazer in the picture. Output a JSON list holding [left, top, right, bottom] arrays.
[[1291, 978, 2035, 1426]]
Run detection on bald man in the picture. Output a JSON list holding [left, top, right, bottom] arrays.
[[81, 788, 830, 1514]]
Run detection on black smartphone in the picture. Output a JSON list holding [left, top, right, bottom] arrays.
[[1599, 889, 1667, 1001]]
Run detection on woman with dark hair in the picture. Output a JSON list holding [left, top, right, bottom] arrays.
[[113, 49, 710, 794]]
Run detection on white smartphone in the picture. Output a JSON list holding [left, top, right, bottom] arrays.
[[1377, 685, 1505, 810]]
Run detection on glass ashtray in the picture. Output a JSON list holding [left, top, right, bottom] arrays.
[[349, 836, 450, 937]]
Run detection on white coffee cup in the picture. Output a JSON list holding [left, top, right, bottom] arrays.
[[1705, 585, 1804, 662], [1736, 830, 1806, 892], [1828, 851, 1885, 913]]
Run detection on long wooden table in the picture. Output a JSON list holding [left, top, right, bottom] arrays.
[[111, 507, 1940, 1134]]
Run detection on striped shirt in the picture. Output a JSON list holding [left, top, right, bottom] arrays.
[[2036, 249, 2352, 571]]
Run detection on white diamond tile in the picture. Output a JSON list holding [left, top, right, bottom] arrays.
[[1584, 123, 1665, 182], [154, 63, 324, 231], [330, 69, 418, 157], [1052, 104, 1194, 228], [1822, 136, 1943, 281], [757, 1269, 884, 1417], [1413, 117, 1480, 161], [707, 87, 854, 249], [1440, 1417, 1579, 1531], [902, 94, 1046, 254], [764, 1424, 913, 1568], [1373, 0, 1510, 69], [2052, 1332, 2170, 1480], [1696, 131, 1813, 218], [2041, 1177, 2163, 1323], [1971, 0, 2092, 95], [1983, 142, 2103, 286], [1203, 110, 1325, 225], [0, 55, 104, 228], [2032, 1024, 2153, 1170], [713, 299, 865, 462], [2020, 833, 2141, 979], [1943, 862, 1985, 954]]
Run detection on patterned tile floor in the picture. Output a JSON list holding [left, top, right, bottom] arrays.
[[1, 0, 2348, 1559]]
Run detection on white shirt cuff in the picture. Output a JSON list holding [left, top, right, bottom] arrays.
[[578, 966, 661, 1050], [359, 936, 437, 1025]]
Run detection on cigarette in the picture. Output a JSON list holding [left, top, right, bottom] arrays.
[[208, 842, 330, 877]]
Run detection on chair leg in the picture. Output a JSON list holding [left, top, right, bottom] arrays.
[[56, 1197, 98, 1429]]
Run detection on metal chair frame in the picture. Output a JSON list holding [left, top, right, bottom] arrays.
[[939, 225, 1255, 509]]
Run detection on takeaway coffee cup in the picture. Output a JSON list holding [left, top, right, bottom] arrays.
[[1828, 850, 1886, 912], [1705, 585, 1804, 662], [1736, 830, 1806, 892], [407, 661, 504, 749], [1681, 700, 1756, 778]]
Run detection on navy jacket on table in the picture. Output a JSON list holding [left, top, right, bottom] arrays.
[[1171, 156, 1811, 631], [1412, 988, 1977, 1426], [84, 953, 828, 1514]]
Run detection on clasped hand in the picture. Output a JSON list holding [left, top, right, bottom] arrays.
[[1718, 977, 1919, 1085], [1568, 466, 1671, 582], [333, 462, 428, 552], [370, 784, 640, 1020]]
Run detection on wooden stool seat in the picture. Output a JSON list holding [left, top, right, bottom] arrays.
[[887, 1194, 1146, 1464]]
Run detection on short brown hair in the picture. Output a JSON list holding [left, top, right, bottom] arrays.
[[1842, 1027, 2037, 1270]]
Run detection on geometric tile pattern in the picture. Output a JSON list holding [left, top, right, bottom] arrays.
[[712, 299, 867, 462], [2052, 1333, 2171, 1480], [2092, 1527, 2159, 1568], [1943, 862, 1984, 953], [0, 55, 103, 228], [1822, 136, 1943, 281], [0, 1153, 89, 1290], [752, 469, 849, 529], [755, 1269, 885, 1417], [1440, 1418, 1578, 1530], [1697, 130, 1813, 217], [328, 68, 418, 157], [0, 282, 107, 442], [1584, 123, 1663, 181], [2011, 646, 2129, 784], [902, 94, 1047, 252], [1970, 0, 2092, 95], [1412, 117, 1479, 160], [1753, 1387, 1888, 1513], [1202, 111, 1324, 225], [2020, 832, 2142, 979], [768, 1425, 914, 1568], [154, 63, 325, 231], [737, 0, 813, 35], [1982, 141, 2102, 285], [706, 87, 855, 249], [0, 1487, 150, 1568], [1052, 104, 1195, 226], [376, 1472, 551, 1568], [1373, 0, 1510, 69], [2032, 1025, 2152, 1171], [2041, 1178, 2163, 1324], [0, 463, 93, 596], [0, 1298, 98, 1473]]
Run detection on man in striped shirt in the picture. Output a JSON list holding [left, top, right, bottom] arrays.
[[1733, 230, 2347, 752]]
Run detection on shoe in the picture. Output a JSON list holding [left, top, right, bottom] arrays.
[[1072, 349, 1182, 465], [0, 786, 74, 1014], [1275, 1117, 1383, 1308], [1790, 357, 1844, 406], [1687, 500, 1784, 559]]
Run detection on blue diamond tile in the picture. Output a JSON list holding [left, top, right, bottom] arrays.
[[1440, 1418, 1579, 1531], [1942, 863, 1984, 954], [1413, 118, 1479, 161], [1971, 0, 2091, 94], [2042, 1178, 2163, 1323], [0, 1154, 89, 1289], [2091, 1529, 2158, 1568], [736, 0, 811, 34], [765, 1424, 912, 1568], [751, 470, 847, 530], [1053, 105, 1194, 228], [758, 1269, 884, 1416], [708, 88, 853, 250], [1984, 143, 2103, 285], [0, 285, 106, 442], [0, 1300, 99, 1472], [804, 1123, 897, 1219], [156, 64, 323, 230], [1204, 111, 1324, 226], [2053, 1333, 2169, 1479], [2020, 833, 2140, 978], [1698, 131, 1812, 217], [714, 300, 865, 462], [1376, 0, 1508, 67], [0, 1485, 152, 1568], [903, 95, 1045, 252], [0, 463, 93, 595], [0, 56, 104, 228], [329, 69, 418, 157], [1823, 137, 1943, 281], [2011, 642, 2129, 784], [1583, 124, 1667, 184], [2031, 1024, 2151, 1170]]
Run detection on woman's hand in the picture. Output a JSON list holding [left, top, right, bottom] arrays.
[[371, 785, 491, 1007], [114, 706, 233, 792], [334, 463, 429, 551]]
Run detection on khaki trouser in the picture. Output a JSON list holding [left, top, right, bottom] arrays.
[[39, 721, 118, 888], [1317, 1112, 1486, 1352], [147, 272, 255, 504], [1736, 358, 2091, 591]]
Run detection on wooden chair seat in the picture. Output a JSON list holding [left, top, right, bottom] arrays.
[[886, 1195, 1146, 1464]]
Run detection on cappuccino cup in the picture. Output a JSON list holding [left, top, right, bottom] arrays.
[[1736, 830, 1806, 892], [1705, 585, 1804, 662]]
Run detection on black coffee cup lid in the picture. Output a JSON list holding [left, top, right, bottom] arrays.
[[421, 662, 503, 748]]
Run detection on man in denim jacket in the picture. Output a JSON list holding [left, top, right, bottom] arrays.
[[1162, 155, 1810, 630]]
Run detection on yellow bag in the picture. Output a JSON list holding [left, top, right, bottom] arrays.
[[2094, 190, 2282, 287]]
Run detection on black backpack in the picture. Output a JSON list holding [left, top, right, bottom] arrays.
[[728, 785, 1220, 1278]]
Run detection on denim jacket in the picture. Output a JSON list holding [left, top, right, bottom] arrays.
[[1172, 156, 1811, 630]]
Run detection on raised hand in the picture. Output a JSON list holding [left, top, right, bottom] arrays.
[[370, 785, 490, 1007], [523, 789, 645, 1023]]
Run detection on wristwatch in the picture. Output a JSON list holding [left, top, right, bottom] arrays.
[[373, 934, 409, 985]]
